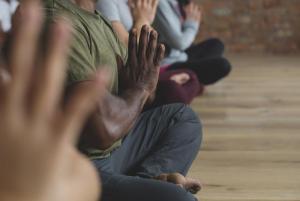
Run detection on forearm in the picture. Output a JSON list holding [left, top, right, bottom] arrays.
[[88, 87, 149, 149], [132, 19, 151, 39]]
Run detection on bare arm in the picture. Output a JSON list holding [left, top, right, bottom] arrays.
[[75, 26, 165, 150]]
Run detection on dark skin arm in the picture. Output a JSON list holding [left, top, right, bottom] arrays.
[[70, 25, 165, 150]]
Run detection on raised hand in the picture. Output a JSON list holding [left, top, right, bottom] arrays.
[[184, 1, 202, 23], [129, 0, 159, 25], [0, 1, 106, 201], [120, 25, 165, 94]]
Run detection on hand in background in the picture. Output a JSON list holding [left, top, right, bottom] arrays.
[[0, 1, 106, 201], [184, 1, 202, 24], [129, 0, 159, 25]]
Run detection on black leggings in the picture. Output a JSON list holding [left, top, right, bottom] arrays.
[[169, 38, 231, 85]]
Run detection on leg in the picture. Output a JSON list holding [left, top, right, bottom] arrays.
[[108, 104, 202, 177], [169, 57, 231, 85], [154, 69, 203, 106], [93, 104, 202, 200], [98, 171, 198, 201], [186, 38, 225, 60]]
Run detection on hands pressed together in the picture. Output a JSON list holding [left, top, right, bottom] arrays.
[[120, 25, 165, 94]]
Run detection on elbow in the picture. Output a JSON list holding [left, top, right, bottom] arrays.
[[81, 118, 123, 150], [169, 39, 190, 51], [173, 43, 189, 51]]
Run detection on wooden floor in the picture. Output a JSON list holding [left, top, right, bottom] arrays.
[[189, 54, 300, 201]]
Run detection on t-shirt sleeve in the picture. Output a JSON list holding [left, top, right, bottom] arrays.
[[96, 0, 121, 22], [67, 24, 96, 85]]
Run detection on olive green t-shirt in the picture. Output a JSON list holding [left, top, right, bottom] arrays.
[[44, 0, 128, 159]]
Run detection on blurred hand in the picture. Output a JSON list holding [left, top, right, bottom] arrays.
[[183, 2, 202, 23], [129, 0, 158, 25], [0, 1, 106, 201]]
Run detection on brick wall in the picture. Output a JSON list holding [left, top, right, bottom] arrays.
[[195, 0, 300, 54]]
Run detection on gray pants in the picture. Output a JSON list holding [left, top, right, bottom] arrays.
[[93, 104, 202, 201]]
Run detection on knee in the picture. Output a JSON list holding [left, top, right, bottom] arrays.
[[207, 38, 225, 53], [216, 58, 232, 77], [180, 105, 203, 147]]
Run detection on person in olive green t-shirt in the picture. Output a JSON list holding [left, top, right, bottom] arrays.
[[44, 0, 203, 201]]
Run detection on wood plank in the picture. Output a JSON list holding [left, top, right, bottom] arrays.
[[189, 54, 300, 201]]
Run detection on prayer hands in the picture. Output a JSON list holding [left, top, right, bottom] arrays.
[[129, 0, 159, 25], [0, 1, 106, 201], [184, 1, 202, 23], [120, 25, 165, 95]]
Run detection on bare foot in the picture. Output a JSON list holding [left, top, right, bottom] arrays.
[[170, 73, 190, 85], [155, 173, 202, 194]]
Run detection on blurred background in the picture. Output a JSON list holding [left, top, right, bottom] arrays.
[[189, 1, 300, 201], [196, 0, 300, 54]]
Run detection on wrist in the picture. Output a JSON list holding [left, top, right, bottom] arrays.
[[132, 85, 151, 97], [122, 85, 151, 102], [133, 19, 150, 29]]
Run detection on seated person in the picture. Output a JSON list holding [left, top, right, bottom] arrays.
[[97, 0, 203, 105], [44, 0, 203, 201], [153, 0, 231, 85]]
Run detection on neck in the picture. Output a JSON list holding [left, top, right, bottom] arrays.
[[70, 0, 95, 12]]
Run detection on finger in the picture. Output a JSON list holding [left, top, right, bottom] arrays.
[[128, 0, 135, 8], [146, 30, 157, 62], [142, 0, 147, 8], [128, 28, 138, 67], [138, 25, 150, 62], [137, 0, 142, 7], [7, 1, 43, 109], [154, 44, 165, 66], [60, 70, 110, 144], [31, 19, 72, 121], [152, 0, 158, 10], [147, 0, 152, 8]]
